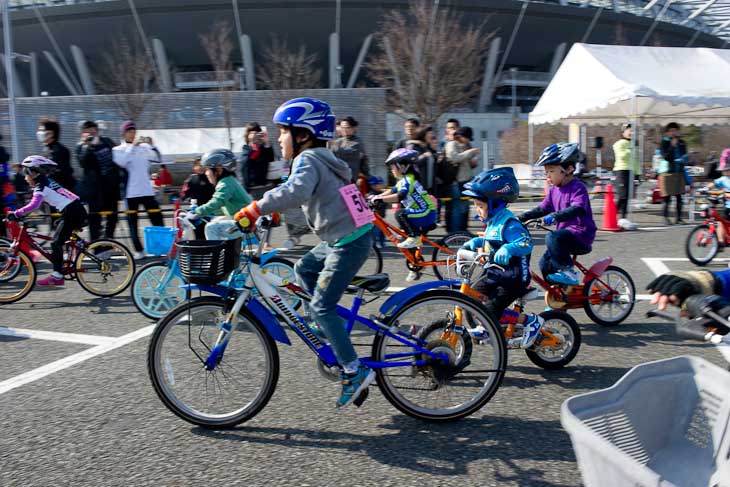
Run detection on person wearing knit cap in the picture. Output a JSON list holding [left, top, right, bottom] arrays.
[[112, 120, 164, 260]]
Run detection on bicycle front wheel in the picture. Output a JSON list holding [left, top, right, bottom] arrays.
[[685, 224, 719, 266], [432, 231, 475, 280], [0, 247, 36, 304], [147, 297, 279, 428], [372, 290, 506, 422], [132, 260, 187, 320], [76, 239, 135, 297]]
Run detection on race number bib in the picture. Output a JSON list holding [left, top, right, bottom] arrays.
[[339, 184, 374, 228]]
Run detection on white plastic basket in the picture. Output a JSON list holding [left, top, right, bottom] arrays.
[[561, 355, 730, 487]]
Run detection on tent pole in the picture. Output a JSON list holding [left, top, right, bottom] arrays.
[[627, 96, 638, 223]]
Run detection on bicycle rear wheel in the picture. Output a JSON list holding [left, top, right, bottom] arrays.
[[0, 247, 36, 304], [583, 265, 635, 326], [372, 290, 506, 421], [432, 231, 475, 280], [76, 239, 135, 297], [132, 260, 187, 320], [147, 297, 279, 428], [255, 256, 301, 310]]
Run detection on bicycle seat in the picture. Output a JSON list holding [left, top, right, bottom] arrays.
[[347, 273, 391, 293]]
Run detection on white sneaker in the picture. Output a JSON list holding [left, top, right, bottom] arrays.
[[397, 236, 422, 249], [521, 314, 544, 349], [406, 270, 421, 282], [282, 237, 300, 250], [133, 251, 146, 261]]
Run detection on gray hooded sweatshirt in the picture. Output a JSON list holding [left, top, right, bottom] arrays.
[[257, 147, 358, 244]]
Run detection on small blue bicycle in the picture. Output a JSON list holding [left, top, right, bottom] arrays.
[[147, 217, 507, 426], [131, 213, 298, 320]]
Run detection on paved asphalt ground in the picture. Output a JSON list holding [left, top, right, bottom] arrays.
[[1, 200, 728, 487]]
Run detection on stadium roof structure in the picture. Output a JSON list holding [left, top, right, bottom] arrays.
[[544, 0, 730, 43]]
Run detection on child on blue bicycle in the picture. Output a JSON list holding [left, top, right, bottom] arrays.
[[459, 167, 543, 348], [234, 97, 374, 409], [519, 143, 596, 286]]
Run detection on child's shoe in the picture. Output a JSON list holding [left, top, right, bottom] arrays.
[[397, 236, 422, 249], [521, 314, 544, 349], [37, 274, 64, 287], [336, 366, 375, 408], [547, 268, 580, 286]]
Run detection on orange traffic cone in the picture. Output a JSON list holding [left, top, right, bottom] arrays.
[[600, 183, 621, 232]]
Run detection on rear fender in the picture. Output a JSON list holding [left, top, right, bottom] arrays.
[[583, 257, 613, 284], [379, 279, 460, 317]]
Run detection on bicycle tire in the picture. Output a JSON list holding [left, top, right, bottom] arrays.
[[432, 231, 475, 280], [75, 239, 135, 297], [0, 247, 36, 304], [356, 245, 383, 276], [372, 290, 506, 422], [583, 265, 635, 326], [147, 297, 279, 428], [525, 310, 581, 370], [685, 224, 719, 266], [256, 256, 302, 311], [132, 260, 188, 320], [0, 238, 21, 282]]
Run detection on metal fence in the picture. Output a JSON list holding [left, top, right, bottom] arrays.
[[0, 88, 387, 177]]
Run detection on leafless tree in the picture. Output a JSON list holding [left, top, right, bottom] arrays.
[[200, 20, 235, 149], [96, 35, 157, 121], [366, 1, 491, 125], [256, 35, 323, 90]]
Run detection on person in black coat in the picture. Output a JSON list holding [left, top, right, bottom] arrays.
[[237, 122, 275, 199], [37, 118, 75, 191], [75, 120, 120, 240]]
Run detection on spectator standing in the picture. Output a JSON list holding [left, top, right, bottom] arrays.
[[238, 122, 275, 199], [659, 122, 691, 225], [331, 116, 370, 186], [75, 120, 120, 241], [37, 118, 75, 191], [444, 126, 480, 232], [440, 118, 460, 150], [611, 123, 640, 224], [404, 125, 438, 193], [112, 120, 165, 259], [180, 158, 215, 239], [396, 118, 420, 149]]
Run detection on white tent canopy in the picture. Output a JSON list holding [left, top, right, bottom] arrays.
[[529, 43, 730, 127]]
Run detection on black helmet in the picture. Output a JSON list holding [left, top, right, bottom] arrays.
[[200, 148, 237, 171]]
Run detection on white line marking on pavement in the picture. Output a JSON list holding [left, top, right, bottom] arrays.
[[0, 327, 115, 346], [642, 257, 730, 278], [0, 325, 154, 396]]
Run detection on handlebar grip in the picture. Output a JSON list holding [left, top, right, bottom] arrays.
[[676, 321, 712, 341]]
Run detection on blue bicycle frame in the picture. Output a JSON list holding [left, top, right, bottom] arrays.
[[199, 240, 451, 373]]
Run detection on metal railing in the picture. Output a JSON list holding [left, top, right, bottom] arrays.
[[173, 71, 239, 90]]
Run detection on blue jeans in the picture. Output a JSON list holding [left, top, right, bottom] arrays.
[[294, 230, 373, 366], [539, 229, 591, 278]]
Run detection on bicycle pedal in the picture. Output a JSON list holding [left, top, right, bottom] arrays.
[[507, 337, 523, 349], [353, 387, 369, 407]]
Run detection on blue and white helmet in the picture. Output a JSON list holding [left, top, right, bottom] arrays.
[[462, 167, 519, 203], [272, 97, 336, 141], [535, 142, 581, 169]]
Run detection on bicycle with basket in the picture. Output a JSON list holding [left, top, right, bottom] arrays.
[[147, 216, 509, 426]]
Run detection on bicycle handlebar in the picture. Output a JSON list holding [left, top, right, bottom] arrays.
[[647, 295, 730, 344]]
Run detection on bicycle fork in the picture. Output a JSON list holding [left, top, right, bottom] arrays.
[[204, 289, 250, 371]]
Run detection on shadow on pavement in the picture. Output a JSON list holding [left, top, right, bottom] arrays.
[[14, 296, 134, 315], [503, 364, 627, 391], [193, 414, 576, 486]]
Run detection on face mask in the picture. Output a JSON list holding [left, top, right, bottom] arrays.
[[36, 130, 48, 143]]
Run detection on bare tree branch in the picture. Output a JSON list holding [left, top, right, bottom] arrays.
[[256, 35, 323, 90], [200, 20, 235, 149], [366, 1, 492, 125], [95, 34, 157, 121]]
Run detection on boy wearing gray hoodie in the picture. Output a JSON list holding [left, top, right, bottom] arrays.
[[235, 98, 375, 409]]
